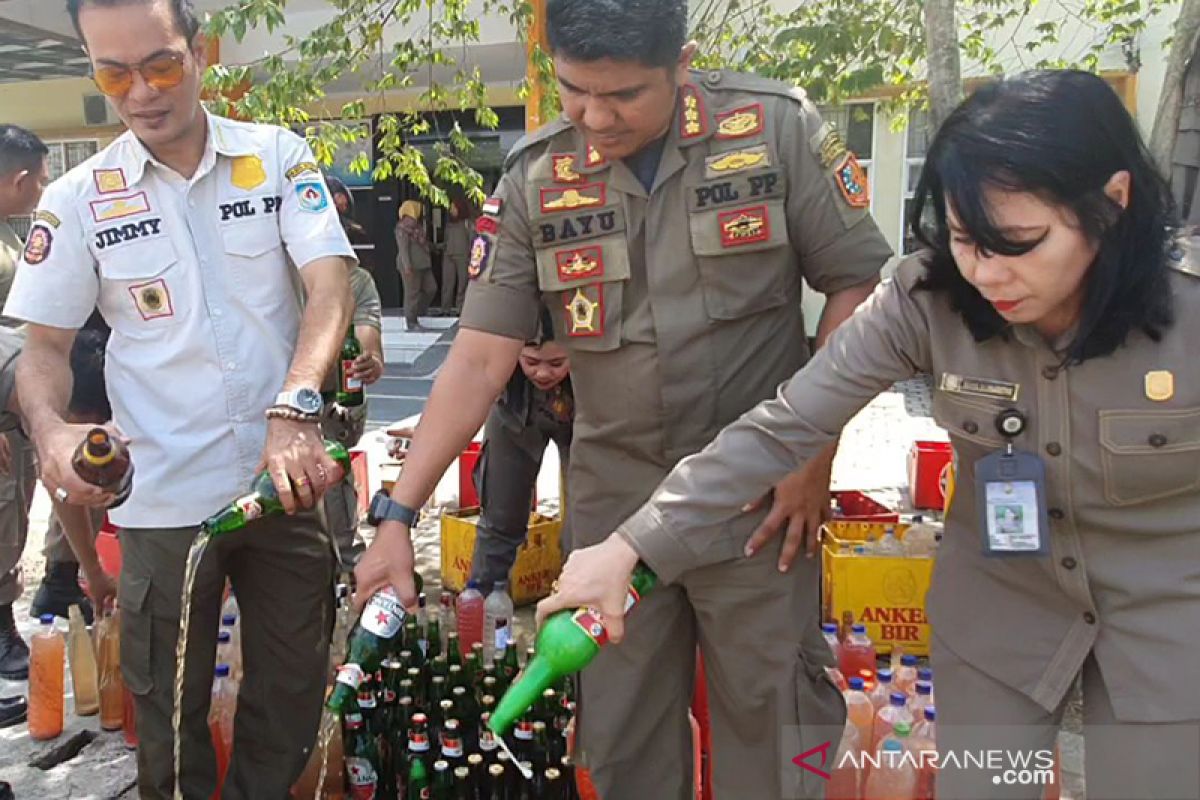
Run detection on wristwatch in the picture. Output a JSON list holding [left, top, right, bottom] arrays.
[[368, 490, 420, 527], [274, 387, 324, 416]]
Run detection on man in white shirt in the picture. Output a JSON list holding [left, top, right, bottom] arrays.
[[6, 1, 354, 796]]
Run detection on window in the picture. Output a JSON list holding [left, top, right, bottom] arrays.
[[902, 109, 931, 254], [46, 139, 100, 183], [818, 103, 875, 207]]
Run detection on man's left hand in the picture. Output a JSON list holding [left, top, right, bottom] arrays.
[[536, 534, 639, 643], [259, 417, 339, 513], [742, 444, 836, 572]]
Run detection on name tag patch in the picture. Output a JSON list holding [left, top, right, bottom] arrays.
[[717, 205, 770, 247], [555, 246, 604, 282], [539, 183, 607, 214], [90, 192, 151, 223], [690, 170, 783, 211], [95, 217, 165, 251], [939, 373, 1021, 402], [128, 277, 174, 321], [220, 196, 283, 221], [539, 209, 620, 246]]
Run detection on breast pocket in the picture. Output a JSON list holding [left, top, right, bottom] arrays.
[[687, 171, 792, 320], [1099, 408, 1200, 505], [98, 242, 186, 338], [220, 218, 290, 304], [932, 391, 1014, 482], [535, 234, 629, 353]]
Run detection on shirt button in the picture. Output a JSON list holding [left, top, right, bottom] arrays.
[[1083, 611, 1096, 625], [1061, 556, 1077, 570], [1041, 365, 1059, 380], [1148, 433, 1168, 448], [188, 199, 196, 208], [226, 361, 237, 370], [1045, 442, 1062, 457], [212, 308, 222, 317], [1048, 508, 1064, 520], [963, 421, 979, 434]]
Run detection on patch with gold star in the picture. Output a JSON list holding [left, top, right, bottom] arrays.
[[834, 153, 870, 209], [468, 235, 493, 280], [551, 154, 583, 184], [231, 155, 267, 191], [679, 84, 707, 140], [718, 205, 770, 248], [93, 168, 127, 195], [539, 183, 607, 214], [715, 103, 764, 140], [585, 146, 605, 168], [555, 246, 604, 283], [704, 144, 770, 179], [128, 277, 174, 320], [563, 284, 603, 337]]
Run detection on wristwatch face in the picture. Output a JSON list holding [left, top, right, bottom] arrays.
[[295, 387, 323, 414]]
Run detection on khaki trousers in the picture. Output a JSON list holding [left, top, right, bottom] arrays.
[[119, 511, 334, 800], [576, 542, 845, 799], [933, 633, 1200, 799], [0, 432, 37, 605], [400, 267, 437, 327]]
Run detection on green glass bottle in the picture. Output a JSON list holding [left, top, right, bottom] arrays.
[[406, 754, 431, 800], [430, 759, 454, 800], [344, 711, 381, 798], [202, 440, 351, 536], [489, 563, 657, 736], [327, 585, 408, 715], [337, 325, 365, 407], [446, 631, 463, 668]]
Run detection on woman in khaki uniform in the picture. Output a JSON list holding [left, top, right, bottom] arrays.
[[395, 199, 435, 331], [542, 70, 1200, 799]]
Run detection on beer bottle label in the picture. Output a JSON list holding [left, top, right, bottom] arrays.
[[236, 494, 264, 521], [571, 607, 609, 647], [494, 620, 511, 652], [342, 359, 363, 392], [360, 588, 405, 638], [346, 757, 378, 799], [335, 663, 366, 690]]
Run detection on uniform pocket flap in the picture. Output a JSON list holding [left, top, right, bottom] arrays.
[[535, 238, 631, 292], [98, 244, 178, 281], [221, 219, 282, 258], [1099, 408, 1200, 454]]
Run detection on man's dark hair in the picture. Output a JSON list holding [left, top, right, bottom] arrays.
[[546, 0, 687, 68], [67, 0, 201, 45], [911, 69, 1177, 366], [0, 125, 48, 179], [69, 324, 111, 422]]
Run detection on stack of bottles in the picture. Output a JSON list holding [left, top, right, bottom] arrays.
[[297, 575, 582, 799], [838, 517, 942, 559]]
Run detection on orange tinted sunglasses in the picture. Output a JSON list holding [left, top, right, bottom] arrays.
[[91, 52, 187, 97]]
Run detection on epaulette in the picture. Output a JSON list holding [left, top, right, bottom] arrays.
[[503, 117, 575, 173], [695, 69, 808, 105]]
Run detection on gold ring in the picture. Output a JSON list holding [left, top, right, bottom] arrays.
[[551, 580, 560, 593], [295, 476, 310, 487]]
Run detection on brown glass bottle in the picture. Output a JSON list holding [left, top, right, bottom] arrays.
[[72, 428, 133, 507]]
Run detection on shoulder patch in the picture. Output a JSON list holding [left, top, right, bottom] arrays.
[[285, 161, 320, 182], [32, 210, 61, 229]]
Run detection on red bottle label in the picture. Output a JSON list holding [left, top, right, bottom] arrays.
[[571, 607, 609, 646], [346, 756, 377, 799], [342, 359, 363, 392]]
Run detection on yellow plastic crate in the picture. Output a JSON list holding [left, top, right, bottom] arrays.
[[821, 530, 933, 656], [440, 507, 563, 606]]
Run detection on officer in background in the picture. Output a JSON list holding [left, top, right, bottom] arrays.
[[354, 0, 892, 796], [7, 1, 354, 796], [323, 176, 384, 567]]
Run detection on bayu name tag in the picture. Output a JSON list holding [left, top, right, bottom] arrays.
[[973, 448, 1049, 556]]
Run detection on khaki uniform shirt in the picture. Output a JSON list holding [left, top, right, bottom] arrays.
[[617, 250, 1200, 723], [0, 220, 23, 328], [462, 69, 891, 553]]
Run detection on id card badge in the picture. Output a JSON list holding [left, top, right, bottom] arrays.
[[973, 447, 1050, 556]]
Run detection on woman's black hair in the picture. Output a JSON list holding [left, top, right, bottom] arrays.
[[911, 69, 1178, 365]]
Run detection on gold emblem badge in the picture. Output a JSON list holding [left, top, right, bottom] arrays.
[[555, 246, 604, 281], [586, 146, 604, 167], [680, 84, 706, 138], [718, 205, 770, 247], [231, 155, 267, 190], [715, 103, 764, 139], [93, 168, 127, 194], [128, 278, 173, 320], [552, 155, 581, 183], [1145, 370, 1175, 402], [540, 183, 606, 213], [565, 286, 602, 336], [705, 145, 769, 178]]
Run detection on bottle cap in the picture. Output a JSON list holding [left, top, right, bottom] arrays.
[[893, 721, 912, 736], [217, 631, 231, 644], [215, 664, 231, 678], [916, 680, 932, 695], [821, 623, 838, 634], [221, 614, 237, 627], [890, 692, 907, 706], [466, 578, 479, 588], [882, 739, 903, 752], [918, 667, 933, 681], [39, 613, 54, 625], [851, 623, 866, 633], [901, 654, 918, 666], [877, 668, 893, 682], [848, 677, 864, 690], [925, 706, 936, 721]]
